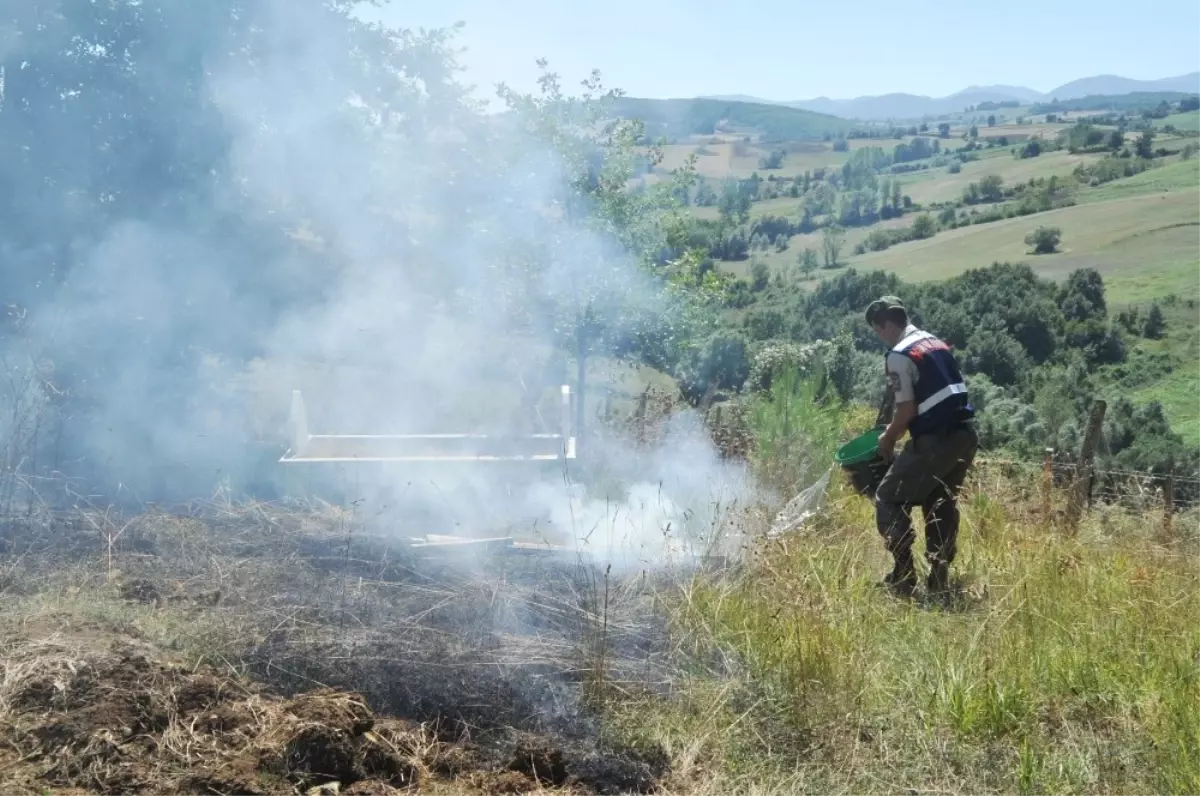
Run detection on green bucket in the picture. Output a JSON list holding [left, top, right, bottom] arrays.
[[835, 426, 885, 466], [835, 426, 888, 495]]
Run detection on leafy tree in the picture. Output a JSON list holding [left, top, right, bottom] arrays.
[[1135, 129, 1155, 159], [987, 114, 996, 127], [1142, 302, 1166, 339], [798, 248, 819, 278], [678, 331, 750, 401], [821, 225, 845, 268], [717, 178, 751, 224], [978, 174, 1005, 202], [1025, 226, 1061, 254], [938, 123, 951, 138], [1060, 268, 1107, 320], [910, 213, 937, 240], [758, 148, 785, 169], [964, 324, 1029, 386], [750, 260, 771, 292]]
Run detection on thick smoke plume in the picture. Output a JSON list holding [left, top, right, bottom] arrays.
[[0, 1, 763, 573]]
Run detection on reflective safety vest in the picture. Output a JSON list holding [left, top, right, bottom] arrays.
[[889, 328, 974, 436]]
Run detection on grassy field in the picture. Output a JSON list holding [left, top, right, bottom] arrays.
[[899, 149, 1104, 204], [658, 135, 968, 182], [842, 190, 1200, 300], [691, 194, 802, 221], [1127, 305, 1200, 445], [620, 495, 1200, 794], [1075, 158, 1200, 204], [1156, 110, 1200, 132]]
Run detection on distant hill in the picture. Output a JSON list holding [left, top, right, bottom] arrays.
[[700, 72, 1200, 121], [786, 89, 1037, 120], [700, 89, 1043, 120], [605, 97, 852, 143], [1047, 73, 1200, 100], [1030, 91, 1197, 114]]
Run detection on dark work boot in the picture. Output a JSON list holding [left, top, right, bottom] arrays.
[[927, 561, 949, 596], [882, 557, 916, 598]]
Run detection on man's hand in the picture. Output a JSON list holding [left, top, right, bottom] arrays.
[[879, 400, 916, 461], [878, 432, 897, 462]]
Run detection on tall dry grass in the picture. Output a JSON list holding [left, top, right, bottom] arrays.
[[604, 376, 1200, 795]]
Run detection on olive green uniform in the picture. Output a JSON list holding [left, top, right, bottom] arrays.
[[875, 322, 977, 593]]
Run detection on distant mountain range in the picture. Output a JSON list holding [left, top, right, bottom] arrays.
[[702, 72, 1200, 121]]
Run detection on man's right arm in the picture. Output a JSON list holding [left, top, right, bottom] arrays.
[[879, 354, 917, 458]]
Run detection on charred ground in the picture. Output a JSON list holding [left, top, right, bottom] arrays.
[[0, 501, 682, 795]]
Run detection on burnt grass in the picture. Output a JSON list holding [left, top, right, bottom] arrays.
[[0, 502, 679, 795]]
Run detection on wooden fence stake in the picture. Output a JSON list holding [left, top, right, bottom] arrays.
[[1041, 447, 1054, 523], [635, 388, 648, 446], [1066, 399, 1106, 534], [1164, 472, 1175, 535]]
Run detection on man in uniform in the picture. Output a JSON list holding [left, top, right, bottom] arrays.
[[866, 296, 978, 597]]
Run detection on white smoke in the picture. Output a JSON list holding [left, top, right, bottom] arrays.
[[10, 0, 766, 574]]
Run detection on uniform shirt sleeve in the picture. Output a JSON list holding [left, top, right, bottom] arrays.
[[885, 351, 919, 404]]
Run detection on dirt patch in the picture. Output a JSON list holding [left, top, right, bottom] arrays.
[[0, 636, 666, 795], [508, 738, 570, 785]]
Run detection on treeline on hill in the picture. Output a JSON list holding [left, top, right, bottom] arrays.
[[679, 263, 1199, 500], [605, 97, 851, 143], [1031, 91, 1199, 115]]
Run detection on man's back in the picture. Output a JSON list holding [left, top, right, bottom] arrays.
[[886, 325, 973, 436]]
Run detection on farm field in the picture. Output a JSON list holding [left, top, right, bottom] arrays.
[[656, 135, 968, 182], [1156, 109, 1200, 131], [1075, 158, 1200, 203], [843, 190, 1199, 297], [899, 149, 1105, 204]]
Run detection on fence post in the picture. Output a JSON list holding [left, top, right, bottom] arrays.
[[635, 388, 648, 446], [1065, 399, 1106, 534], [1164, 471, 1175, 535], [1041, 447, 1054, 523]]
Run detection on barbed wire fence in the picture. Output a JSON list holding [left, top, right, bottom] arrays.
[[953, 398, 1197, 535]]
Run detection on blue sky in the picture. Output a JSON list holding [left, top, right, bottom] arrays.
[[366, 0, 1199, 104]]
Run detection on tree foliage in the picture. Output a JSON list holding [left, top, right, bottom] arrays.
[[1025, 226, 1062, 254]]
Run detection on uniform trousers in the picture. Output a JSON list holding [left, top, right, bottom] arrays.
[[875, 423, 978, 572]]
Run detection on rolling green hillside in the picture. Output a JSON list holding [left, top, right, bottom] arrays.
[[609, 97, 853, 143], [843, 190, 1199, 298]]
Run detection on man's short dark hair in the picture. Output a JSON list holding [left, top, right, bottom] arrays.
[[866, 295, 909, 327]]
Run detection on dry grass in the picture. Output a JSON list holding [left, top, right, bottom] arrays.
[[602, 454, 1200, 795]]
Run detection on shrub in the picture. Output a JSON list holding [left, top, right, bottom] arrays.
[[1024, 226, 1061, 254]]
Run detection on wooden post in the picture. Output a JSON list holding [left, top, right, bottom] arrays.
[[699, 380, 718, 416], [1041, 447, 1054, 523], [1164, 470, 1175, 535], [576, 325, 587, 459], [635, 388, 648, 446], [1065, 399, 1106, 534]]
